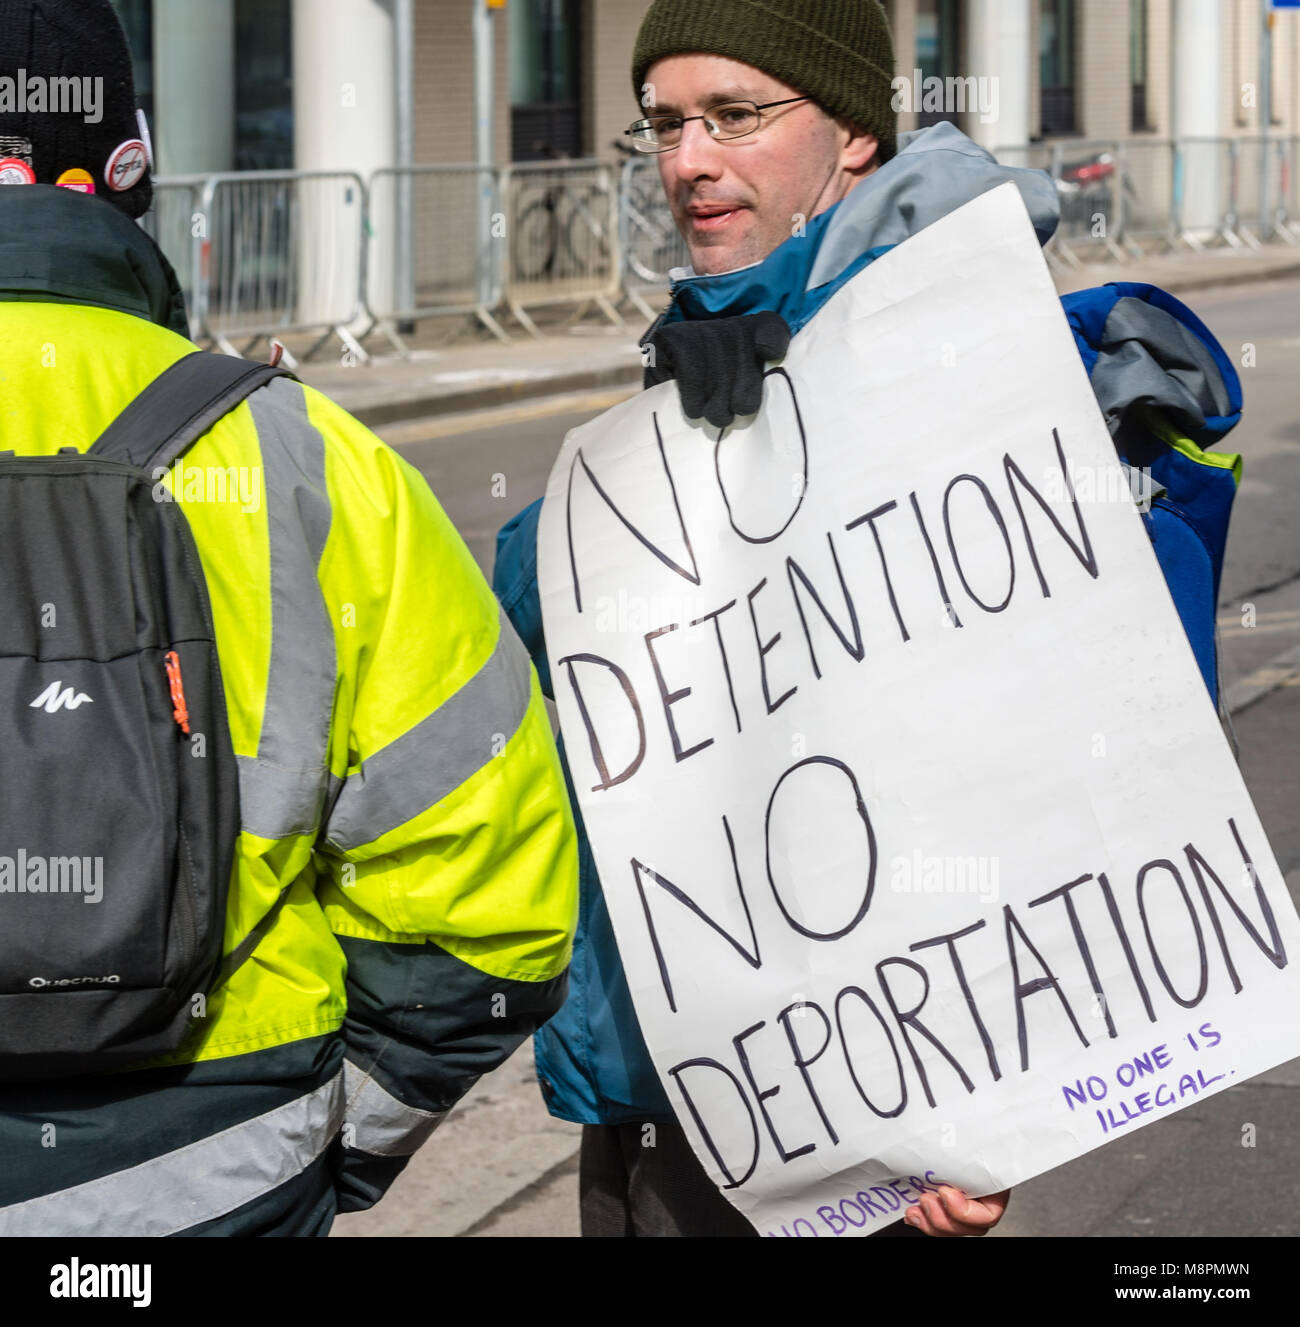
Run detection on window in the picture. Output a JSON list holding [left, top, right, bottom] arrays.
[[915, 0, 962, 129], [111, 1, 291, 172], [1130, 0, 1150, 131], [109, 0, 153, 125], [1039, 0, 1076, 136], [235, 0, 292, 170], [509, 0, 582, 161]]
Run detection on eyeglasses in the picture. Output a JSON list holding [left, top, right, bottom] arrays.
[[624, 97, 811, 154]]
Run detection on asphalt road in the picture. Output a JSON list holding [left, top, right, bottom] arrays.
[[335, 276, 1300, 1241]]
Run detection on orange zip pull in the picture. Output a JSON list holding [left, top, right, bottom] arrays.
[[164, 650, 191, 734]]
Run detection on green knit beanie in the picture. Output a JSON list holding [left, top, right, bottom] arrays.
[[632, 0, 897, 163]]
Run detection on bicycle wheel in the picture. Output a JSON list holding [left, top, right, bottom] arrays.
[[513, 193, 559, 281], [624, 179, 685, 283], [563, 185, 612, 275]]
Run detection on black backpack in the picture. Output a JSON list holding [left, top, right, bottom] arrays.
[[0, 351, 293, 1080]]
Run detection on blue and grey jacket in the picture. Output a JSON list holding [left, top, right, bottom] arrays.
[[493, 123, 1244, 1127]]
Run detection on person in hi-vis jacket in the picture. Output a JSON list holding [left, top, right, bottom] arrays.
[[0, 0, 577, 1236]]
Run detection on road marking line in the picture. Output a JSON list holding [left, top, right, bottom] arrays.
[[1218, 608, 1300, 637], [1226, 644, 1300, 716]]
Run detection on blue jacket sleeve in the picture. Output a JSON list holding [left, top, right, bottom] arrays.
[[491, 497, 676, 1127], [493, 497, 551, 697]]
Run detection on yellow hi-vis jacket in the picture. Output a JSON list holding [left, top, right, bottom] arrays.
[[0, 187, 578, 1236]]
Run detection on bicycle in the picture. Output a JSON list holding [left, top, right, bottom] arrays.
[[511, 143, 614, 282], [612, 140, 688, 285]]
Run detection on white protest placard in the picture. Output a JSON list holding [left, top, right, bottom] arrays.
[[537, 183, 1300, 1237]]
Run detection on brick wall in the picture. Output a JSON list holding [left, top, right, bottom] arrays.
[[1077, 0, 1131, 142], [408, 0, 1300, 171], [588, 0, 653, 160], [1146, 0, 1170, 138], [1221, 0, 1297, 136], [884, 0, 919, 134], [1291, 12, 1300, 131], [1229, 0, 1253, 131], [412, 0, 509, 166]]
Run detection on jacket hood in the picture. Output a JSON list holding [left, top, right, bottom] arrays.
[[662, 121, 1060, 335], [808, 120, 1060, 285], [0, 185, 188, 337]]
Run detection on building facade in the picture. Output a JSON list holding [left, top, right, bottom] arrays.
[[108, 2, 1297, 336], [112, 1, 1299, 180]]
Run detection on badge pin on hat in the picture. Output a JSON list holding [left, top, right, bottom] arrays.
[[105, 138, 148, 192], [0, 157, 36, 185], [56, 167, 96, 194]]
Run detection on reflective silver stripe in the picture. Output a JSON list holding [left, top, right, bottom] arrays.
[[236, 755, 330, 842], [240, 378, 336, 841], [324, 608, 532, 852], [343, 1058, 446, 1158], [0, 1072, 345, 1237]]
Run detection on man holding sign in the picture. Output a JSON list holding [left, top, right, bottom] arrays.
[[495, 0, 1264, 1238]]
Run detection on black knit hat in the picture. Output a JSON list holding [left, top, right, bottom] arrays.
[[633, 0, 897, 164], [0, 0, 152, 217]]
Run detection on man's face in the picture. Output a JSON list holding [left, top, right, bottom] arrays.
[[644, 54, 873, 275]]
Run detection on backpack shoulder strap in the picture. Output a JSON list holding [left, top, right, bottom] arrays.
[[90, 351, 298, 471]]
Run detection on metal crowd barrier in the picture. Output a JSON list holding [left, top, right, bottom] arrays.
[[1285, 137, 1300, 242], [364, 164, 508, 350], [195, 170, 371, 364], [1173, 137, 1299, 250], [996, 136, 1300, 262], [144, 137, 1297, 363], [498, 159, 624, 336], [1229, 137, 1298, 247], [142, 176, 206, 341], [1173, 137, 1235, 246], [1116, 139, 1178, 256], [618, 155, 689, 320], [986, 142, 1080, 271], [1047, 139, 1127, 265]]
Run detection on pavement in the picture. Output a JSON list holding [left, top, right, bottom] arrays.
[[330, 1041, 581, 1239], [294, 242, 1300, 431]]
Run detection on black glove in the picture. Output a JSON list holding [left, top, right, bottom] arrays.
[[641, 310, 792, 429]]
